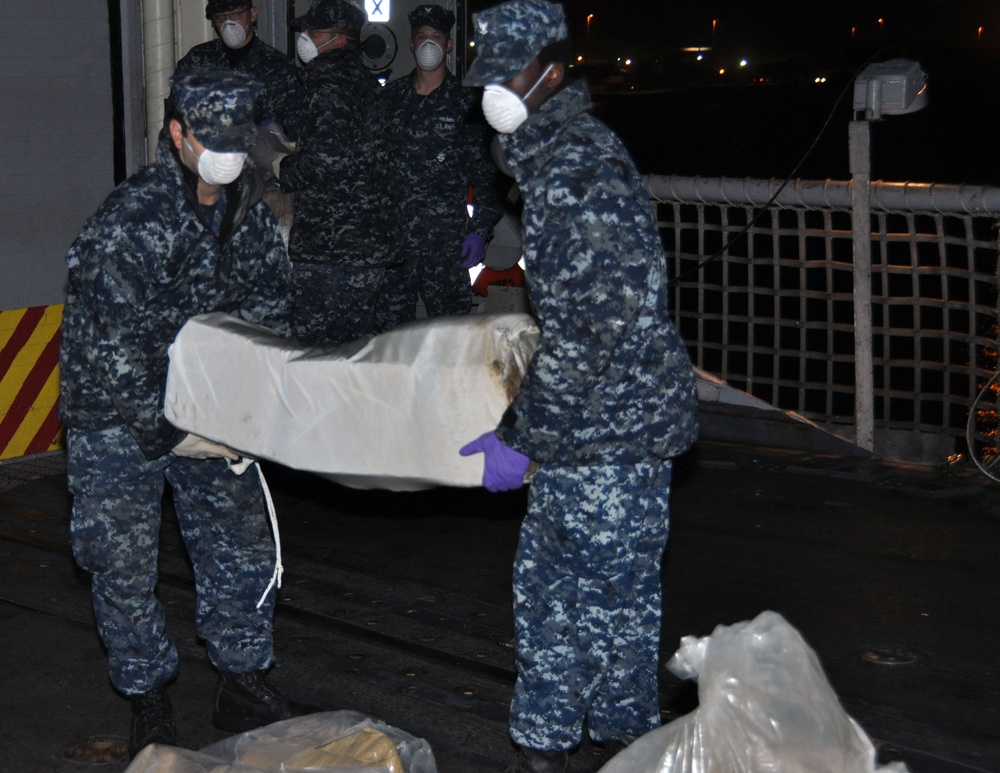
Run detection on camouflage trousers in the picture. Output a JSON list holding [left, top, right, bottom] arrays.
[[290, 263, 388, 346], [66, 425, 276, 696], [376, 242, 476, 328], [510, 460, 672, 750]]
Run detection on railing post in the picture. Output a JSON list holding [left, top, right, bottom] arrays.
[[850, 119, 875, 452]]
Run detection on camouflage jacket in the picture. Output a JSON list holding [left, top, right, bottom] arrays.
[[279, 47, 401, 267], [495, 79, 699, 465], [59, 137, 293, 460], [176, 36, 304, 140], [384, 70, 500, 249]]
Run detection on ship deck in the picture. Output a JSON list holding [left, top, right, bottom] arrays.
[[1, 439, 998, 772]]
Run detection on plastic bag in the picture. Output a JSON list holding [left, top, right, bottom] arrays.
[[599, 611, 908, 773], [125, 710, 437, 773]]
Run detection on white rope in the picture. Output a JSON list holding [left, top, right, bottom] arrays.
[[228, 457, 284, 608], [253, 461, 283, 608]]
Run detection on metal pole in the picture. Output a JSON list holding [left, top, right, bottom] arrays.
[[850, 119, 874, 452]]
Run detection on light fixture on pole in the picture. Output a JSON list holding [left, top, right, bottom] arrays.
[[849, 59, 928, 452]]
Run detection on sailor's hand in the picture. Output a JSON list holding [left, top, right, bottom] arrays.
[[459, 431, 530, 492], [459, 233, 487, 269]]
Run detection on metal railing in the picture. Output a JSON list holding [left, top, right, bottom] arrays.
[[649, 175, 1000, 460]]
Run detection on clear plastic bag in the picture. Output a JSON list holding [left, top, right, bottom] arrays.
[[599, 611, 908, 773], [125, 710, 437, 773]]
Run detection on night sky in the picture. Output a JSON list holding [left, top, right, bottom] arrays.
[[467, 1, 1000, 57], [461, 1, 1000, 182]]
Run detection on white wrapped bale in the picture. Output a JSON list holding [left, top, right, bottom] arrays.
[[165, 312, 539, 491]]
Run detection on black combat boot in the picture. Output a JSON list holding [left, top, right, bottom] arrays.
[[212, 669, 318, 732], [600, 734, 637, 759], [128, 688, 176, 759], [507, 746, 569, 773]]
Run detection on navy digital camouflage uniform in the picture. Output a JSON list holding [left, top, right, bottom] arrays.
[[279, 0, 402, 345], [59, 69, 293, 697], [379, 12, 501, 323], [465, 0, 699, 752], [176, 18, 304, 140]]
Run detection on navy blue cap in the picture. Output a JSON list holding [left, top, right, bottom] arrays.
[[464, 0, 568, 86], [206, 0, 250, 20], [169, 68, 261, 152], [409, 5, 455, 35], [291, 0, 366, 32]]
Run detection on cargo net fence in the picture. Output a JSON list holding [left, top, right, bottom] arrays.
[[648, 176, 1000, 451]]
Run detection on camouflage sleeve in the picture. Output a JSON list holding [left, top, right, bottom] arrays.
[[464, 117, 502, 240], [235, 207, 294, 336], [259, 58, 306, 142], [73, 222, 187, 457], [496, 161, 651, 461], [278, 78, 354, 192]]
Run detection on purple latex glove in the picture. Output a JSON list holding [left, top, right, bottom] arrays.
[[459, 430, 530, 492], [459, 233, 487, 269]]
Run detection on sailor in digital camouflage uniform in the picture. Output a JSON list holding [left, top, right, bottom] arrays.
[[176, 1, 304, 141], [377, 4, 502, 324], [459, 3, 699, 771], [278, 0, 402, 346], [59, 68, 314, 760]]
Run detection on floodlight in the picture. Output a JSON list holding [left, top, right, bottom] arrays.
[[852, 58, 928, 120]]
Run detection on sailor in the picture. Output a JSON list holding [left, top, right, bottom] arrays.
[[279, 0, 403, 345], [459, 2, 700, 771], [59, 68, 314, 760], [176, 1, 304, 141], [378, 3, 502, 325]]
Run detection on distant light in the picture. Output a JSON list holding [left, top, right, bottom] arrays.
[[739, 59, 748, 67], [696, 54, 704, 61], [814, 76, 827, 83], [624, 58, 632, 66], [577, 55, 584, 62], [469, 40, 475, 47], [683, 47, 711, 52], [719, 68, 725, 75]]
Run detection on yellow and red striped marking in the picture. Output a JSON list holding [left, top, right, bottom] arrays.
[[0, 305, 63, 459]]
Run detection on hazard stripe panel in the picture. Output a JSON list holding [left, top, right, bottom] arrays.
[[0, 305, 64, 459]]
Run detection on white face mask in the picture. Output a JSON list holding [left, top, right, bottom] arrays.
[[296, 31, 337, 64], [415, 39, 444, 71], [220, 18, 249, 49], [481, 63, 554, 134], [184, 137, 247, 185]]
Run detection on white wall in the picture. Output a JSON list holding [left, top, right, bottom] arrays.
[[0, 1, 114, 310]]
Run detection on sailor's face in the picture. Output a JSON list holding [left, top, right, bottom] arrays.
[[501, 59, 560, 115]]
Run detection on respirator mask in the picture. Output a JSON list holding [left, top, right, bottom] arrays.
[[415, 39, 445, 70], [296, 31, 338, 64], [184, 137, 247, 186], [220, 18, 250, 48], [481, 63, 554, 134]]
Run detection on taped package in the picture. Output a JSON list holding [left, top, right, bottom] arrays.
[[165, 312, 539, 490], [126, 710, 437, 772]]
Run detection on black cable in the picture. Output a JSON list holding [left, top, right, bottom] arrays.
[[672, 47, 903, 283]]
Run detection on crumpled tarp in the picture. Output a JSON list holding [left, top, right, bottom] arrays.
[[125, 710, 437, 772], [164, 312, 539, 490], [599, 611, 909, 773]]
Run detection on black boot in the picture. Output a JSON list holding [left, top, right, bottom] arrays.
[[213, 669, 318, 732], [128, 688, 176, 759], [600, 734, 637, 759], [506, 746, 569, 773]]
